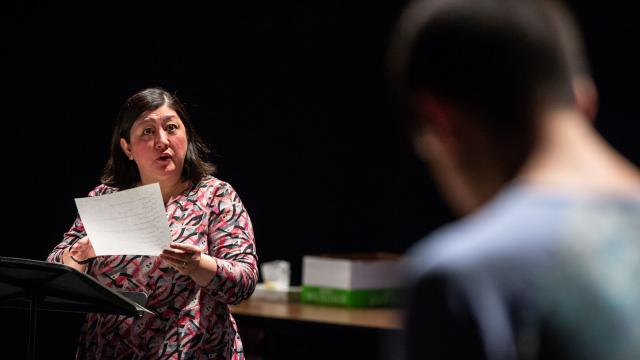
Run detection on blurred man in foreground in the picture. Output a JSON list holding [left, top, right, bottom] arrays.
[[389, 0, 640, 358]]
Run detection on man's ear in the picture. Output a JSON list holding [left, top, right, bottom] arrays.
[[412, 93, 463, 150], [572, 75, 598, 121], [119, 138, 133, 160], [410, 94, 478, 216]]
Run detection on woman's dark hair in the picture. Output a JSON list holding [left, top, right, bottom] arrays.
[[101, 87, 216, 189]]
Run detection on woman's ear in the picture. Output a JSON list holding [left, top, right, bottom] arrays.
[[119, 138, 133, 160], [572, 75, 598, 122]]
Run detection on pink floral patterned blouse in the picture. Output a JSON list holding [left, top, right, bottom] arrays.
[[47, 176, 258, 359]]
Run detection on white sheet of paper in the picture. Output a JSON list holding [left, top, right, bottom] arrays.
[[74, 183, 172, 256]]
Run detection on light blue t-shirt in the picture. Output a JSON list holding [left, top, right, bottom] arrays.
[[404, 183, 640, 360]]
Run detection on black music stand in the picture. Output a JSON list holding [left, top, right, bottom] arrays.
[[0, 257, 152, 360]]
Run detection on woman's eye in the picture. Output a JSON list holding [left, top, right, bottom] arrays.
[[166, 124, 178, 133], [142, 128, 153, 135]]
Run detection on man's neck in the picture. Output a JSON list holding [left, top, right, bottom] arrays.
[[517, 109, 640, 195]]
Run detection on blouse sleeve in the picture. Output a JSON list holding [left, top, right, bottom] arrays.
[[47, 214, 87, 264], [203, 182, 258, 305]]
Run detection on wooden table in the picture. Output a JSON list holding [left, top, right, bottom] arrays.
[[230, 298, 403, 330], [230, 298, 403, 358]]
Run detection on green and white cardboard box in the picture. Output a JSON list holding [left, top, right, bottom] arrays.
[[301, 253, 405, 307]]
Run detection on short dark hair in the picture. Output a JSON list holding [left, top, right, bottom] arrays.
[[389, 0, 588, 135], [101, 87, 215, 189]]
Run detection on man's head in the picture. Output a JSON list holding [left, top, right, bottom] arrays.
[[390, 0, 595, 214]]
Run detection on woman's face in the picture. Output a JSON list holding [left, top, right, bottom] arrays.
[[119, 105, 188, 185]]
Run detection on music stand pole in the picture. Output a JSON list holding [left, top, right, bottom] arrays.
[[27, 293, 41, 360]]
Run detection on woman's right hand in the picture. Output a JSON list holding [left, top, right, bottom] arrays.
[[65, 236, 96, 270]]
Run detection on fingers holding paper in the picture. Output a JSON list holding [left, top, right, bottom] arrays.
[[161, 242, 202, 276], [69, 236, 97, 263], [63, 236, 96, 271]]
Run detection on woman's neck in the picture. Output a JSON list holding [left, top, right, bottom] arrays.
[[139, 176, 189, 204]]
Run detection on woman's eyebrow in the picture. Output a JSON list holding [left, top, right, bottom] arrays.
[[160, 115, 178, 122], [135, 114, 178, 125], [134, 118, 155, 126]]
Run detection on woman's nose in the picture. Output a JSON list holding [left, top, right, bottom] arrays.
[[155, 131, 169, 149]]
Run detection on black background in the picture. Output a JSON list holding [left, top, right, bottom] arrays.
[[8, 1, 454, 284], [4, 1, 640, 358]]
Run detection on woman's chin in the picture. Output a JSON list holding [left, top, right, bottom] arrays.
[[148, 165, 180, 180]]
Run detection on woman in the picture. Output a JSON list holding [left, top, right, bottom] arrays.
[[47, 87, 258, 359]]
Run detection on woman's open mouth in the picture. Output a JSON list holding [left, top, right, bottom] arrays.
[[157, 154, 172, 162]]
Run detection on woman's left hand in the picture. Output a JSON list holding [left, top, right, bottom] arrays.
[[160, 242, 202, 276]]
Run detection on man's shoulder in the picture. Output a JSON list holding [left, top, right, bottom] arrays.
[[405, 185, 567, 278]]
